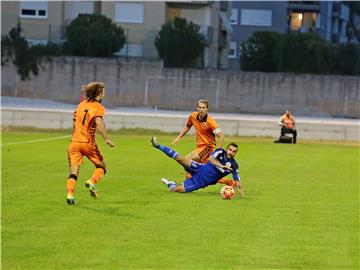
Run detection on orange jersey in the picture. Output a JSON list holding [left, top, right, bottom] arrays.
[[186, 112, 220, 147], [71, 100, 105, 144], [281, 114, 295, 129]]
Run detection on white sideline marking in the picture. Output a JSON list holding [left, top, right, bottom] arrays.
[[1, 135, 71, 146]]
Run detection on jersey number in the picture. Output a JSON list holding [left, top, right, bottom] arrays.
[[82, 109, 89, 125]]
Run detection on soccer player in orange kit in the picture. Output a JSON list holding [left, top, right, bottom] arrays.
[[171, 99, 234, 187], [171, 99, 223, 162], [66, 82, 115, 205]]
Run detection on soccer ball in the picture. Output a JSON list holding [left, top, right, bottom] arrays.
[[220, 185, 235, 200]]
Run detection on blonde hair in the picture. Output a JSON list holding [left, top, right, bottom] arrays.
[[197, 99, 209, 108], [82, 82, 105, 101]]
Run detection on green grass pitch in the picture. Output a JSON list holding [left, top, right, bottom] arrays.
[[2, 131, 359, 270]]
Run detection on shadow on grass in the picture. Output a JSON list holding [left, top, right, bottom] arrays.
[[185, 190, 252, 200], [76, 203, 144, 219]]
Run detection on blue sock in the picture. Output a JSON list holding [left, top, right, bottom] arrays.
[[159, 145, 178, 159], [168, 183, 176, 191]]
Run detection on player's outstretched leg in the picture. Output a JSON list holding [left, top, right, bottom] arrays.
[[151, 137, 178, 159], [151, 137, 193, 170], [150, 136, 160, 148], [161, 178, 177, 191]]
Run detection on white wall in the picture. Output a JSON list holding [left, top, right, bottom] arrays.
[[2, 108, 359, 141]]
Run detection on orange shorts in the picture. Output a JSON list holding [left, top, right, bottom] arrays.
[[188, 145, 215, 163], [67, 141, 104, 167]]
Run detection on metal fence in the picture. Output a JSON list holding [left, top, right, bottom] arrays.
[[2, 16, 65, 44], [117, 28, 160, 60], [2, 16, 161, 59], [2, 16, 216, 61]]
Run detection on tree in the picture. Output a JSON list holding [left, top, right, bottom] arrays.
[[239, 31, 333, 74], [155, 17, 206, 68], [64, 14, 125, 57], [1, 23, 61, 81], [239, 31, 283, 72], [278, 32, 332, 74], [331, 43, 360, 75]]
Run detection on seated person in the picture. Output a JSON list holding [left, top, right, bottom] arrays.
[[278, 110, 297, 144]]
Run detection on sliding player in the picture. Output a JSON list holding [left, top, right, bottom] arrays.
[[152, 137, 245, 197]]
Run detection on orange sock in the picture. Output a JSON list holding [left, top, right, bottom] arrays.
[[90, 168, 104, 184], [66, 178, 76, 194], [217, 178, 235, 187]]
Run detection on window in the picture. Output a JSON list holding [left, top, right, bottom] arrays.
[[115, 2, 144, 23], [116, 44, 144, 57], [19, 1, 48, 19], [65, 1, 94, 20], [228, 42, 237, 59], [240, 9, 272, 26], [22, 9, 36, 16], [290, 13, 302, 31], [315, 13, 321, 28], [27, 39, 48, 46], [230, 8, 238, 25], [38, 10, 46, 16], [290, 12, 317, 32]]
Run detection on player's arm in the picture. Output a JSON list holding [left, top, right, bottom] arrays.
[[171, 125, 191, 146], [95, 117, 115, 147], [208, 156, 232, 171], [232, 169, 245, 198], [234, 180, 245, 198], [278, 116, 284, 126], [214, 129, 224, 148], [291, 116, 296, 128]]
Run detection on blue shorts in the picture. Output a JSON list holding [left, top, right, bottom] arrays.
[[183, 161, 216, 192]]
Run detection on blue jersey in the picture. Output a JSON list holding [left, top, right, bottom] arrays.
[[184, 148, 240, 192], [208, 148, 240, 182]]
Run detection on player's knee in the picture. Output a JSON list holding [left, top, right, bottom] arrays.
[[185, 152, 199, 161], [69, 174, 78, 180], [95, 164, 106, 175], [172, 185, 185, 193], [174, 155, 183, 162]]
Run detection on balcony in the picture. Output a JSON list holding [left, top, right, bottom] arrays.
[[288, 1, 320, 12], [165, 1, 213, 6], [220, 1, 230, 11], [218, 30, 227, 49], [199, 25, 213, 46], [333, 2, 350, 20]]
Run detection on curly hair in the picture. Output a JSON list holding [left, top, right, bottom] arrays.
[[82, 82, 105, 101]]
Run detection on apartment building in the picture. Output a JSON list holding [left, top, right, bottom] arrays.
[[228, 1, 351, 69], [1, 1, 233, 69]]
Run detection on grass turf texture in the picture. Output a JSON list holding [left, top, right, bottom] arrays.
[[2, 131, 359, 270]]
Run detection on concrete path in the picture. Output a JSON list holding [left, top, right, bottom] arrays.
[[2, 96, 359, 141], [2, 96, 358, 124]]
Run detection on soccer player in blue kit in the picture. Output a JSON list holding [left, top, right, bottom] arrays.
[[151, 137, 245, 197]]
